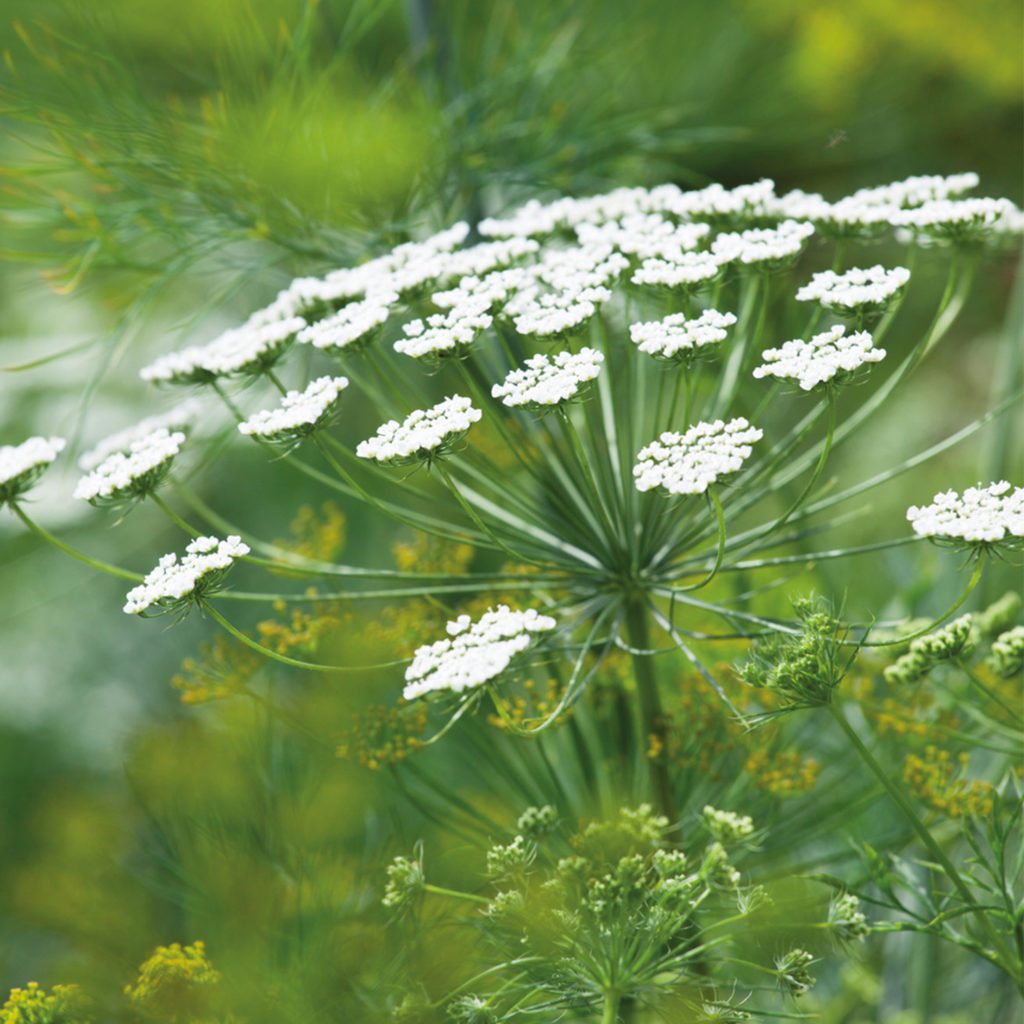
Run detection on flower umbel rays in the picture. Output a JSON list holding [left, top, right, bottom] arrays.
[[403, 605, 557, 701], [124, 536, 250, 616], [752, 325, 886, 392], [634, 419, 762, 496]]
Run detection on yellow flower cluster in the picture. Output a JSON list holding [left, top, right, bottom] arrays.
[[1, 982, 89, 1024], [273, 501, 346, 566], [745, 747, 820, 797], [903, 747, 994, 819], [257, 595, 343, 656], [124, 940, 220, 1012], [337, 702, 429, 770], [172, 634, 261, 704], [487, 676, 571, 731]]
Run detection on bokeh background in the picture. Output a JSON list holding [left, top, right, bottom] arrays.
[[1, 1, 1021, 1020]]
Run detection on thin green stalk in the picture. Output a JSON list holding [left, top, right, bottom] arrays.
[[601, 990, 621, 1024], [10, 502, 142, 581], [204, 601, 344, 673], [828, 702, 1018, 978], [625, 601, 675, 825]]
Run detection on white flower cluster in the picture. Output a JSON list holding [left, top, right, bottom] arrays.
[[394, 301, 494, 359], [634, 418, 762, 495], [711, 220, 815, 267], [511, 288, 611, 339], [907, 481, 1024, 545], [295, 292, 397, 353], [0, 436, 66, 499], [123, 535, 250, 615], [753, 325, 886, 391], [78, 400, 202, 471], [890, 197, 1017, 241], [630, 309, 737, 361], [796, 265, 910, 314], [576, 213, 709, 259], [238, 376, 349, 442], [73, 427, 185, 504], [357, 395, 482, 465], [403, 605, 557, 701], [141, 316, 305, 385], [631, 251, 722, 290], [492, 347, 604, 408], [702, 805, 755, 844]]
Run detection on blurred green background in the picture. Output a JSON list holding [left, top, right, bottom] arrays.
[[0, 1, 1021, 1020]]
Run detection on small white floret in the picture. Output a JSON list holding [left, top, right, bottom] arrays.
[[356, 396, 482, 465], [492, 348, 604, 408], [907, 482, 1024, 545], [74, 427, 185, 504], [753, 325, 886, 391], [630, 309, 736, 361], [238, 376, 349, 442], [0, 436, 66, 501], [403, 605, 557, 700], [634, 418, 762, 495]]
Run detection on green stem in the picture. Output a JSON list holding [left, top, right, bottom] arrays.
[[9, 503, 142, 581], [828, 702, 1017, 976], [204, 602, 343, 673], [423, 883, 490, 905], [625, 601, 675, 825], [151, 493, 203, 537], [601, 991, 621, 1024]]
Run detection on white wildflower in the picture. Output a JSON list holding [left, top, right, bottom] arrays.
[[123, 535, 250, 615], [141, 316, 305, 385], [512, 287, 611, 339], [394, 301, 494, 360], [576, 213, 710, 259], [74, 427, 185, 505], [890, 197, 1016, 242], [492, 348, 604, 408], [238, 376, 349, 443], [796, 265, 910, 316], [752, 324, 886, 391], [295, 292, 397, 353], [78, 400, 203, 471], [712, 220, 814, 268], [630, 309, 737, 361], [907, 482, 1024, 545], [634, 418, 762, 495], [631, 251, 723, 290], [356, 395, 482, 465], [0, 436, 66, 504], [403, 605, 557, 700]]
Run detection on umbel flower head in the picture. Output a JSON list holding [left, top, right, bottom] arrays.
[[987, 625, 1024, 679], [491, 347, 604, 408], [634, 419, 762, 495], [796, 265, 910, 320], [73, 427, 185, 508], [753, 325, 886, 392], [78, 399, 202, 471], [124, 941, 220, 1016], [884, 614, 975, 685], [295, 291, 397, 354], [124, 536, 250, 616], [357, 395, 482, 466], [0, 436, 65, 507], [238, 375, 348, 445], [630, 309, 737, 363], [907, 481, 1024, 547], [403, 605, 557, 701]]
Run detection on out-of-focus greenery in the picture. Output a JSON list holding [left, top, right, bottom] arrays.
[[0, 1, 1020, 1021]]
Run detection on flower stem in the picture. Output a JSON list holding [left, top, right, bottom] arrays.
[[601, 990, 621, 1024], [625, 601, 675, 826], [204, 602, 343, 674], [828, 702, 1017, 977], [9, 502, 142, 581]]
